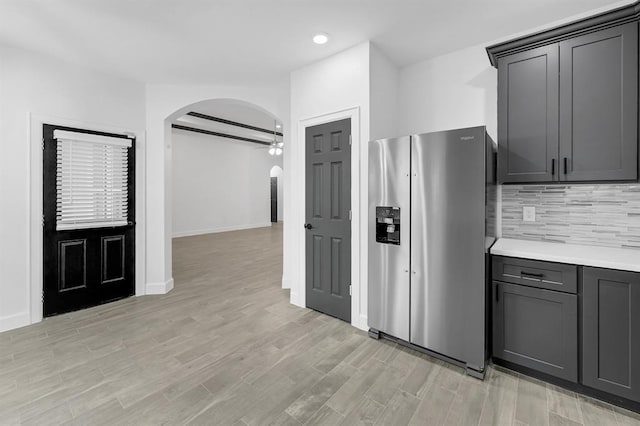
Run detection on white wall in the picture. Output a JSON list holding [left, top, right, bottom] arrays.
[[0, 45, 146, 331], [370, 44, 400, 141], [398, 44, 497, 139], [289, 42, 371, 330], [171, 129, 282, 237]]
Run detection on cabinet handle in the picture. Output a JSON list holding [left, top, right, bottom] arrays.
[[521, 271, 544, 279], [551, 158, 556, 175], [563, 157, 568, 174]]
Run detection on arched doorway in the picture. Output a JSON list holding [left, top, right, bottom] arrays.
[[166, 99, 285, 295], [144, 88, 290, 299]]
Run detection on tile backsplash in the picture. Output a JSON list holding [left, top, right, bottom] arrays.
[[501, 184, 640, 249]]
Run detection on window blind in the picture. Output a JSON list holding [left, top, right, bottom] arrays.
[[54, 130, 132, 231]]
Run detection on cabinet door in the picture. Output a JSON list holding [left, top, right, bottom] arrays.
[[498, 45, 559, 183], [493, 281, 577, 381], [559, 23, 638, 181], [583, 267, 640, 402]]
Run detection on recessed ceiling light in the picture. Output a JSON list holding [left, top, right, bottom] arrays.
[[313, 33, 329, 45]]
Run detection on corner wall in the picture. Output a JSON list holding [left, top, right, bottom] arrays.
[[288, 42, 400, 330], [397, 44, 497, 139], [370, 44, 399, 141]]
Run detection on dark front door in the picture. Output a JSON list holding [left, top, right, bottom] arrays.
[[305, 118, 351, 322], [43, 124, 135, 317], [270, 177, 277, 223]]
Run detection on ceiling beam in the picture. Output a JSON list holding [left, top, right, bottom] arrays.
[[186, 111, 284, 137], [172, 124, 272, 146]]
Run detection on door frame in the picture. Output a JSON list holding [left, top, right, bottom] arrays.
[[29, 113, 146, 325], [295, 106, 366, 331]]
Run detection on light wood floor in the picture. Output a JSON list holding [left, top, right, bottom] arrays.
[[1, 223, 639, 425]]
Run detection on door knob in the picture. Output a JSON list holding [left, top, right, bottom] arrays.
[[304, 223, 313, 230]]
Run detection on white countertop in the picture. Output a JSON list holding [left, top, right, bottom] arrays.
[[491, 238, 640, 273]]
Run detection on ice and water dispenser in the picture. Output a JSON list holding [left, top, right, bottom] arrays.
[[375, 207, 401, 245]]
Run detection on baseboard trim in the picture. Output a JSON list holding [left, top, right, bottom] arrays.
[[290, 291, 303, 308], [353, 314, 368, 332], [281, 276, 291, 289], [146, 278, 174, 295], [172, 223, 273, 238], [0, 312, 31, 333]]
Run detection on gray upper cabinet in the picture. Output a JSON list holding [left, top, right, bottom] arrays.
[[582, 267, 640, 402], [560, 23, 638, 182], [488, 6, 640, 184], [497, 46, 559, 183]]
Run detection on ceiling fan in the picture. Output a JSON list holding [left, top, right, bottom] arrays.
[[267, 120, 283, 156]]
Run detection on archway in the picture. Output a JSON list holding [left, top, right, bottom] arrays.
[[165, 98, 285, 293], [144, 86, 290, 299]]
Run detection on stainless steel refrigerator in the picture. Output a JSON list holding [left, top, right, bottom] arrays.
[[368, 126, 496, 378]]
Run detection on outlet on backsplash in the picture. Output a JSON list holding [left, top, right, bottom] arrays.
[[523, 206, 535, 222]]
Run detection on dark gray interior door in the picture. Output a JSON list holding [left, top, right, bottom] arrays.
[[498, 44, 559, 183], [582, 267, 640, 402], [559, 23, 638, 182], [305, 119, 351, 322]]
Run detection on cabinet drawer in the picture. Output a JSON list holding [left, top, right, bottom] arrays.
[[493, 281, 578, 382], [492, 256, 577, 293]]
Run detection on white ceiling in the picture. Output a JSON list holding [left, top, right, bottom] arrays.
[[0, 0, 632, 85]]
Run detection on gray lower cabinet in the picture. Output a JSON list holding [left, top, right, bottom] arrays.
[[493, 281, 578, 382], [582, 267, 640, 402], [559, 22, 638, 182]]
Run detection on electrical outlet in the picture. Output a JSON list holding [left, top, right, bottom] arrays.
[[523, 206, 536, 222]]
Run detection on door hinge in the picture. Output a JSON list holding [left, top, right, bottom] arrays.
[[42, 214, 45, 227], [349, 285, 352, 296], [349, 135, 352, 145], [349, 210, 352, 221], [42, 138, 45, 150]]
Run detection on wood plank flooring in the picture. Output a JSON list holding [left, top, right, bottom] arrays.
[[0, 223, 639, 425]]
